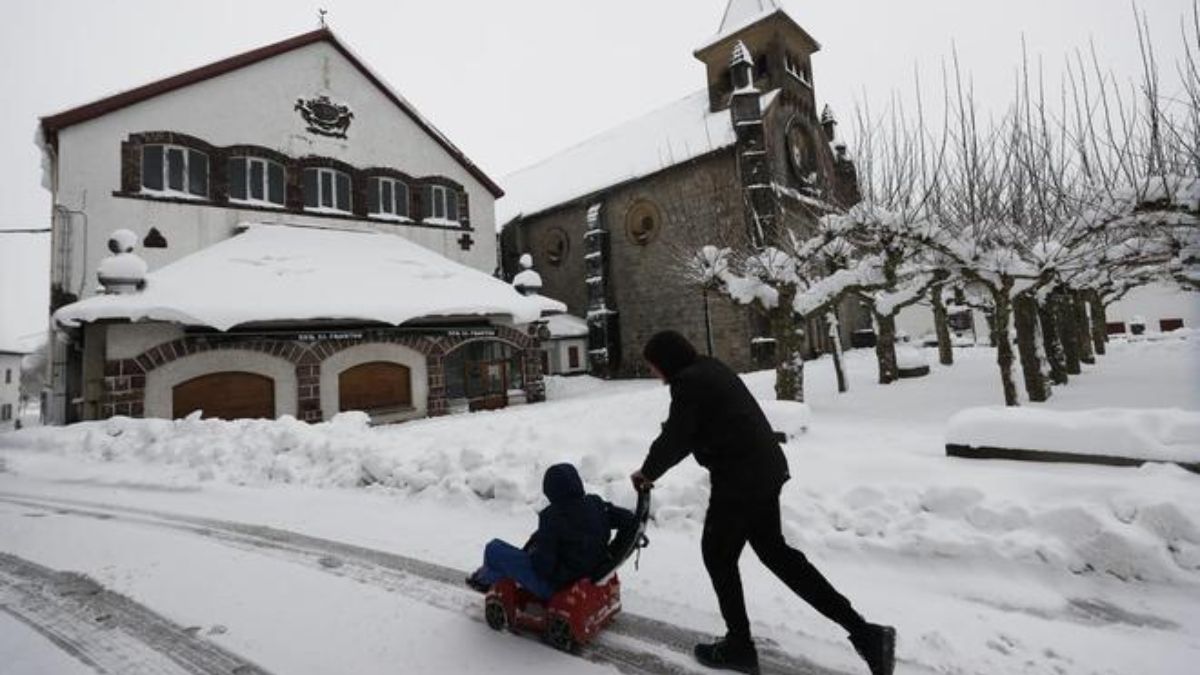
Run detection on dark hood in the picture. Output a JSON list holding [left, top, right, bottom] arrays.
[[643, 330, 699, 380], [543, 463, 585, 504]]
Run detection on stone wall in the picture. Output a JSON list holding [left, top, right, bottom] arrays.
[[506, 151, 760, 375]]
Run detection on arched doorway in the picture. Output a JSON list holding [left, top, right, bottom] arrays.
[[173, 372, 275, 420], [445, 341, 525, 412], [338, 361, 412, 414]]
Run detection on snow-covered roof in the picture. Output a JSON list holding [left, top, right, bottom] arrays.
[[498, 89, 757, 226], [512, 268, 543, 291], [530, 293, 568, 315], [545, 313, 589, 339], [54, 225, 542, 331]]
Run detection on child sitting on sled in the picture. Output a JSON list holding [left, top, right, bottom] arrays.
[[467, 463, 637, 599]]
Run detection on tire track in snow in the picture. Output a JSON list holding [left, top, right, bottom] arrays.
[[0, 552, 269, 675], [0, 492, 861, 675]]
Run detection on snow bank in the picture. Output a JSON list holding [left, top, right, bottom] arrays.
[[4, 342, 1200, 586], [946, 407, 1200, 463]]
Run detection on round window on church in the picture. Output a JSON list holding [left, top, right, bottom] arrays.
[[625, 199, 662, 246], [785, 117, 818, 187], [542, 227, 570, 267]]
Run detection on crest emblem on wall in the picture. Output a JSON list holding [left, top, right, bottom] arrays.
[[294, 95, 354, 139]]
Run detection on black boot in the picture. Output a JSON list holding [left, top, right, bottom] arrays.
[[693, 635, 760, 675], [849, 623, 895, 675], [465, 571, 490, 594]]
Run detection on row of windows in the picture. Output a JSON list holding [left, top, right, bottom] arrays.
[[139, 144, 463, 222]]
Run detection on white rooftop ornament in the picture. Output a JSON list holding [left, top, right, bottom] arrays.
[[718, 0, 781, 34], [98, 229, 147, 295], [108, 228, 138, 254], [512, 253, 544, 295]]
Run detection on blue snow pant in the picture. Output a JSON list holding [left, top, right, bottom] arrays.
[[475, 539, 556, 600]]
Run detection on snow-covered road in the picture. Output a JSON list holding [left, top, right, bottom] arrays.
[[0, 486, 845, 675]]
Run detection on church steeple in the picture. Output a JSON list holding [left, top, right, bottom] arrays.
[[695, 0, 821, 113], [717, 0, 781, 35]]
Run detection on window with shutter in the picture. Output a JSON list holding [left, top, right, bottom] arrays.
[[141, 144, 208, 197], [142, 146, 164, 191], [335, 173, 351, 211], [230, 157, 285, 206], [303, 167, 353, 213], [421, 185, 433, 219], [267, 164, 285, 204], [188, 149, 208, 196], [303, 169, 319, 208], [228, 157, 247, 200], [166, 148, 185, 191]]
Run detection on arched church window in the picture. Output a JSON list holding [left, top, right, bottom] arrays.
[[542, 227, 570, 266], [785, 118, 818, 188]]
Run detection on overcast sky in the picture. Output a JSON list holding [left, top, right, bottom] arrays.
[[0, 0, 1191, 350]]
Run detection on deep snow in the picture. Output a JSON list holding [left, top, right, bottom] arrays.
[[1, 335, 1198, 674]]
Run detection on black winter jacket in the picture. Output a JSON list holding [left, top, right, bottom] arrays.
[[640, 356, 790, 499], [529, 464, 636, 590]]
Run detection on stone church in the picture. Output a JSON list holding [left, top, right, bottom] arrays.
[[498, 0, 862, 377]]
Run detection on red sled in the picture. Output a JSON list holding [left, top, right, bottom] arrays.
[[483, 488, 651, 652]]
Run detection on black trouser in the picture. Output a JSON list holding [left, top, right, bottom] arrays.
[[702, 486, 867, 642]]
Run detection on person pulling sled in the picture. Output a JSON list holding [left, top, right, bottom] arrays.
[[631, 330, 896, 675]]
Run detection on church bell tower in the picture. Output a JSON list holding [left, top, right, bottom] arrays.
[[694, 0, 822, 116]]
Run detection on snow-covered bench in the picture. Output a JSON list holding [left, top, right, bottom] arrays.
[[945, 407, 1200, 474], [896, 346, 930, 378]]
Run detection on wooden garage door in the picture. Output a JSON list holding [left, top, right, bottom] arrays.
[[338, 361, 411, 413], [173, 372, 274, 420]]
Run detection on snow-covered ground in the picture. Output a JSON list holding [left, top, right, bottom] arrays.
[[1, 336, 1198, 674]]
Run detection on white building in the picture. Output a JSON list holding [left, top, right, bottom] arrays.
[[1103, 283, 1199, 335], [40, 28, 546, 424], [0, 349, 23, 430], [895, 284, 1197, 347]]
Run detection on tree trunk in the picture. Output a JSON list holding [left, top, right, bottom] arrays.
[[1074, 291, 1095, 365], [993, 285, 1020, 406], [1053, 290, 1082, 375], [930, 283, 954, 366], [1014, 294, 1051, 402], [873, 312, 899, 384], [770, 285, 805, 402], [702, 289, 715, 356], [827, 310, 848, 393], [1085, 289, 1107, 356], [1037, 299, 1069, 385]]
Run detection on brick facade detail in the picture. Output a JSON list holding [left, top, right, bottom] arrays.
[[101, 325, 543, 422]]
